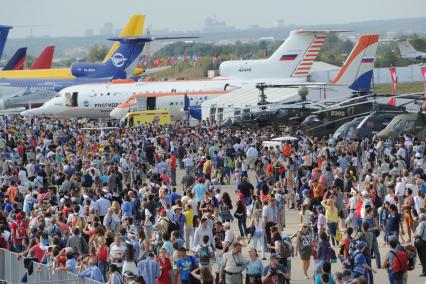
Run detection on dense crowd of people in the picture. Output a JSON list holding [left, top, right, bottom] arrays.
[[0, 115, 425, 284]]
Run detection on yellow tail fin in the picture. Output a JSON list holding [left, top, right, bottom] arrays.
[[102, 14, 145, 63]]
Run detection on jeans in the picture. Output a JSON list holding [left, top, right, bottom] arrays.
[[97, 260, 109, 281], [171, 167, 176, 186], [184, 226, 194, 250], [252, 230, 266, 258], [388, 271, 403, 284], [237, 215, 247, 237], [371, 236, 381, 268], [14, 243, 25, 253], [327, 222, 337, 246]]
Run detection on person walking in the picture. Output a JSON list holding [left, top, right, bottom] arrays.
[[415, 213, 426, 277], [220, 242, 245, 284], [248, 209, 266, 259], [296, 224, 313, 279]]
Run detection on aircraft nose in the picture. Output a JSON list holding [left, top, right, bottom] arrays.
[[20, 109, 34, 117], [110, 107, 126, 119]]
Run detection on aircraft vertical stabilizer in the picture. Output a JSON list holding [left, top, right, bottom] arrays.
[[102, 15, 145, 63], [2, 47, 27, 70], [332, 34, 379, 91], [0, 26, 12, 61], [30, 46, 55, 69]]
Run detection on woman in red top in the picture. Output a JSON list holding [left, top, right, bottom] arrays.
[[157, 247, 172, 284], [95, 237, 109, 280]]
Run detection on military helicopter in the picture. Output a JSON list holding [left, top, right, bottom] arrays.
[[301, 92, 423, 137], [333, 111, 407, 140], [375, 103, 426, 139], [219, 83, 316, 129]]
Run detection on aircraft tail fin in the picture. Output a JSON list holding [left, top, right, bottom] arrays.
[[30, 46, 55, 69], [266, 30, 330, 79], [0, 25, 12, 61], [103, 15, 145, 63], [397, 40, 418, 57], [2, 47, 26, 70], [332, 34, 379, 91]]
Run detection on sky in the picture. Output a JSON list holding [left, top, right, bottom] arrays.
[[1, 0, 426, 38]]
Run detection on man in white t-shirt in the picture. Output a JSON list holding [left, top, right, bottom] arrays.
[[109, 235, 126, 269]]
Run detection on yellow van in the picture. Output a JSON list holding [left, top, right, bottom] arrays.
[[123, 109, 172, 127]]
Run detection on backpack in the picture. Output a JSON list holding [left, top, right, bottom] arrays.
[[81, 173, 93, 188], [404, 245, 417, 271], [15, 222, 26, 240], [391, 249, 409, 273], [162, 218, 179, 235], [199, 245, 211, 265], [279, 240, 293, 259]]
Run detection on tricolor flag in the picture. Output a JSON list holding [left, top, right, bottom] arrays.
[[279, 54, 298, 61], [421, 66, 426, 99], [361, 57, 375, 63], [389, 67, 397, 95]]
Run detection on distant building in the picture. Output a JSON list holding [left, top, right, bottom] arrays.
[[274, 20, 285, 28], [203, 16, 235, 33], [100, 22, 113, 36], [85, 29, 94, 37]]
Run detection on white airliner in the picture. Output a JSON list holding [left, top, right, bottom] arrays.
[[21, 29, 340, 119], [397, 40, 426, 61]]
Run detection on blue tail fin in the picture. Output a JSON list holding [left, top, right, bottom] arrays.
[[3, 47, 27, 70], [0, 26, 12, 61], [70, 38, 146, 79]]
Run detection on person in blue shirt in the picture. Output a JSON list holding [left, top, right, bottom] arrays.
[[172, 206, 186, 238], [192, 177, 207, 203], [121, 194, 133, 219], [175, 247, 198, 284], [262, 253, 289, 284], [386, 204, 403, 242], [246, 248, 263, 284], [56, 251, 78, 275], [169, 187, 182, 205], [79, 258, 104, 282]]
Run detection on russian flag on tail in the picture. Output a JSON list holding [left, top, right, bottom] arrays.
[[361, 56, 374, 63], [280, 54, 298, 61]]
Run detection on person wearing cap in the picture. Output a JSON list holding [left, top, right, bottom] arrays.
[[345, 241, 375, 281], [171, 205, 186, 238], [262, 253, 289, 284], [220, 242, 245, 284], [10, 212, 28, 252]]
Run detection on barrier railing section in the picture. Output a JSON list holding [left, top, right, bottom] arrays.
[[0, 249, 101, 284]]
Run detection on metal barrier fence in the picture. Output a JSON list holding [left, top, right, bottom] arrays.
[[0, 249, 101, 284]]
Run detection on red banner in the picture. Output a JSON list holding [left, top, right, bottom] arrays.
[[389, 67, 397, 95], [422, 66, 426, 99]]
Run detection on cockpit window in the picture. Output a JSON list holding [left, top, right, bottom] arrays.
[[394, 120, 406, 132]]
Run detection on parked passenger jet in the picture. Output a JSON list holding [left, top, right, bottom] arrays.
[[397, 40, 426, 62], [21, 29, 336, 118], [0, 15, 145, 80]]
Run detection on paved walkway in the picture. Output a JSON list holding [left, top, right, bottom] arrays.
[[177, 169, 425, 284]]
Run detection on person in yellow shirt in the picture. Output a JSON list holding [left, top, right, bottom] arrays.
[[183, 204, 195, 250], [321, 199, 339, 246]]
